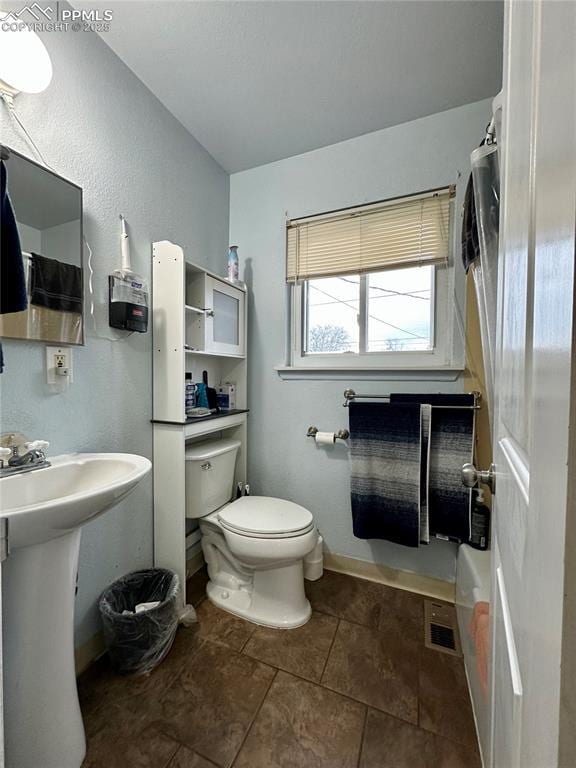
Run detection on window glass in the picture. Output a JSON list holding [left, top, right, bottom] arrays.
[[367, 266, 433, 352], [304, 266, 434, 355], [305, 276, 360, 354]]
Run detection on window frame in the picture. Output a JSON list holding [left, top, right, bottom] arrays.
[[291, 263, 453, 370], [279, 188, 466, 379]]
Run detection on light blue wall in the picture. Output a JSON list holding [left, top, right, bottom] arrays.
[[0, 29, 229, 646], [230, 99, 492, 583]]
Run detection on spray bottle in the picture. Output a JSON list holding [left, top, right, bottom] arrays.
[[108, 215, 149, 333], [469, 487, 490, 550]]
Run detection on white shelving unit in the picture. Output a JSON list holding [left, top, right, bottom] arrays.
[[152, 240, 248, 601]]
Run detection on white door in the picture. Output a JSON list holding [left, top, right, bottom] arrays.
[[0, 520, 6, 768], [489, 1, 576, 767]]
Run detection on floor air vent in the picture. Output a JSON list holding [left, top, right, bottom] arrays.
[[424, 600, 461, 656]]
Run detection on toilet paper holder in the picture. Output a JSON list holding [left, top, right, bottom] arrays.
[[307, 426, 350, 441]]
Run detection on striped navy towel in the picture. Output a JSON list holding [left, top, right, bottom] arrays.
[[390, 394, 475, 542], [349, 402, 427, 548]]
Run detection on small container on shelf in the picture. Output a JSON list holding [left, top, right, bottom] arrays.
[[227, 245, 239, 283], [185, 373, 197, 417], [217, 382, 236, 411], [469, 488, 490, 550]]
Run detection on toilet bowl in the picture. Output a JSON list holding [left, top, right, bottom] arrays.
[[185, 439, 318, 628]]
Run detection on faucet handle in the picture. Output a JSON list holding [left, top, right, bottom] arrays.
[[0, 432, 27, 450], [25, 440, 49, 452]]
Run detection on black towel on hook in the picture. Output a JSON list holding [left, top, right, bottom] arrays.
[[0, 159, 27, 315], [462, 137, 488, 273], [390, 393, 476, 407], [462, 173, 480, 273], [30, 253, 83, 313]]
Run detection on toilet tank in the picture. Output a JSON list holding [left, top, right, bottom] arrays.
[[185, 438, 241, 519]]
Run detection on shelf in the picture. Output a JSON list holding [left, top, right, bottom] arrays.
[[152, 409, 248, 426], [185, 408, 248, 425], [185, 261, 247, 293], [153, 241, 248, 605], [185, 348, 246, 360], [152, 409, 249, 439], [185, 410, 248, 439]]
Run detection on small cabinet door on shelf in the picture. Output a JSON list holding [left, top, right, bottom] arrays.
[[186, 268, 245, 357], [204, 276, 245, 356]]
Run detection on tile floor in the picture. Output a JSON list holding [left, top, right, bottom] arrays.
[[79, 568, 481, 768]]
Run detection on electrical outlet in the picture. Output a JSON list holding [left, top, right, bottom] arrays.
[[46, 346, 74, 385]]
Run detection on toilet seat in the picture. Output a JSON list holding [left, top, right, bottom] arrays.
[[217, 496, 314, 539]]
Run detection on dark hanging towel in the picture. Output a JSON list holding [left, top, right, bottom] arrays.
[[462, 173, 480, 273], [462, 138, 487, 273], [0, 158, 28, 373], [349, 401, 423, 548], [29, 253, 83, 314], [390, 393, 475, 542], [0, 159, 27, 315]]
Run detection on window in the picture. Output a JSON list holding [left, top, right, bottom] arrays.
[[285, 188, 459, 373], [304, 267, 434, 355]]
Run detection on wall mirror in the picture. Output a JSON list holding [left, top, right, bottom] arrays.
[[0, 145, 84, 345]]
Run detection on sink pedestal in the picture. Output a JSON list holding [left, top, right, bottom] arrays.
[[0, 452, 152, 767], [3, 530, 86, 768]]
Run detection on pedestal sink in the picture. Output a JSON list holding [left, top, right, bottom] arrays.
[[0, 452, 151, 768]]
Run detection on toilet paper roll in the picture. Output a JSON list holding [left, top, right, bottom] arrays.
[[315, 431, 336, 445]]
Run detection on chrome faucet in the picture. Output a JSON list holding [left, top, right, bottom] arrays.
[[0, 433, 51, 477]]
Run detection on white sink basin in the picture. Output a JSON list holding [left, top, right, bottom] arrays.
[[0, 452, 151, 768], [0, 452, 152, 548]]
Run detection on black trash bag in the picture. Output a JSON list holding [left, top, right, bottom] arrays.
[[99, 568, 179, 675]]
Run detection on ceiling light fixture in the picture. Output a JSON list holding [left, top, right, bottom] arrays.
[[0, 11, 53, 96]]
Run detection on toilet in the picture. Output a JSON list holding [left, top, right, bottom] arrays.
[[185, 438, 318, 628]]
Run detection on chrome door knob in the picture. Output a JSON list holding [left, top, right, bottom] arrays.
[[462, 462, 496, 493]]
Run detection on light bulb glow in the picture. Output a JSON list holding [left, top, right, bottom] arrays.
[[0, 11, 53, 94]]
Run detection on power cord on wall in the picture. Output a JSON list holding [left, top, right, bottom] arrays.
[[1, 91, 133, 342], [1, 92, 48, 166], [84, 238, 133, 342]]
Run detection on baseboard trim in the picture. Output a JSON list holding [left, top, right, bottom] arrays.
[[74, 552, 451, 675], [324, 552, 455, 603], [75, 632, 105, 676]]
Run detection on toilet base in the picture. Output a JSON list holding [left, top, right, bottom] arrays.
[[206, 560, 312, 629]]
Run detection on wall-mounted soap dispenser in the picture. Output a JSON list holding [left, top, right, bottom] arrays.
[[109, 216, 149, 333]]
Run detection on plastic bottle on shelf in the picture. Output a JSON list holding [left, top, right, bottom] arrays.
[[185, 373, 196, 417], [227, 245, 239, 283]]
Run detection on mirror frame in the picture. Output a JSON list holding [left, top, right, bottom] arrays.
[[0, 143, 85, 346]]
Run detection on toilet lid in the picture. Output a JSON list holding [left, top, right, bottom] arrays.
[[218, 496, 314, 538]]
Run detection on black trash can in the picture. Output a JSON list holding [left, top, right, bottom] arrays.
[[99, 568, 179, 675]]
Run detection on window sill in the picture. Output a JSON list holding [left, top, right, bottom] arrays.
[[275, 365, 465, 381]]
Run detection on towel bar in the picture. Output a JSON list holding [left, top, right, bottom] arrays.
[[342, 388, 481, 409]]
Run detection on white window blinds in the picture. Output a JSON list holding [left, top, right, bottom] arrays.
[[286, 187, 453, 283]]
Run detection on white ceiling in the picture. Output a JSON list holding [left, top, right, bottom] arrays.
[[101, 1, 503, 173]]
